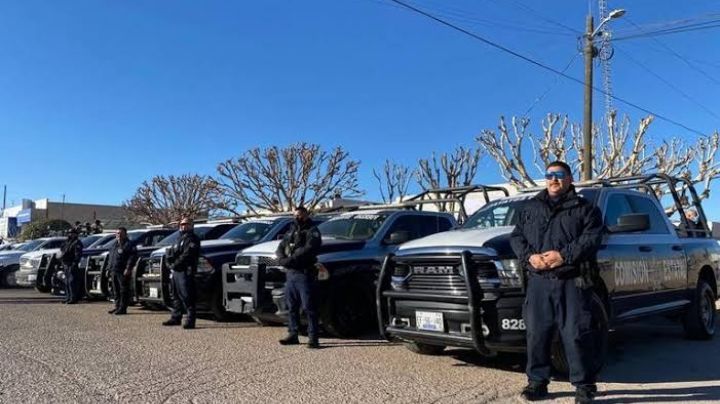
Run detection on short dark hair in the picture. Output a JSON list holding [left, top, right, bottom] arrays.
[[118, 227, 127, 233], [295, 206, 308, 214], [547, 161, 572, 176]]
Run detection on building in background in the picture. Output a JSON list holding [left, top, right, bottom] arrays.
[[0, 198, 133, 238]]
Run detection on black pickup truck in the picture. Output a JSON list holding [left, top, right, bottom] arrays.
[[226, 208, 458, 337], [137, 216, 324, 321], [377, 175, 720, 372], [84, 222, 236, 301]]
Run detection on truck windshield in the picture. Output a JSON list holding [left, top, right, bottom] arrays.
[[464, 189, 598, 229], [156, 227, 216, 246], [318, 214, 389, 240], [88, 234, 115, 248], [81, 235, 102, 248], [19, 240, 44, 252], [464, 199, 527, 229], [220, 221, 275, 242]]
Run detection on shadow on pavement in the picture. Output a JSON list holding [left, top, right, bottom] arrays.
[[599, 315, 720, 384], [597, 386, 720, 403]]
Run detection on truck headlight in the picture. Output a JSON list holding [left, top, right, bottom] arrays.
[[390, 263, 410, 290], [197, 257, 214, 273], [496, 259, 522, 288]]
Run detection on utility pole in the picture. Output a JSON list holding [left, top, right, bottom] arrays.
[[583, 15, 595, 182]]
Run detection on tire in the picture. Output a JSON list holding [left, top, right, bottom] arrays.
[[321, 279, 375, 338], [4, 271, 17, 287], [551, 291, 609, 375], [404, 341, 445, 355], [683, 279, 716, 340]]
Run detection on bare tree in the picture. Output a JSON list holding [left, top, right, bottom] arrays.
[[123, 174, 222, 225], [216, 143, 362, 214], [416, 146, 483, 190], [477, 111, 720, 205], [373, 160, 412, 203]]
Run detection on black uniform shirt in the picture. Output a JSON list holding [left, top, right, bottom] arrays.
[[510, 186, 604, 279], [60, 238, 83, 266], [107, 238, 138, 273], [170, 231, 201, 272], [276, 220, 322, 271]]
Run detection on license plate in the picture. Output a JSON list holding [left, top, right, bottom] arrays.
[[28, 274, 36, 282], [416, 311, 444, 332], [149, 288, 159, 298]]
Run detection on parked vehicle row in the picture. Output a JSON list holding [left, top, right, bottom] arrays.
[[7, 174, 720, 375]]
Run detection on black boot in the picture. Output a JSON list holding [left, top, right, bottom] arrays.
[[307, 338, 320, 349], [182, 321, 195, 329], [279, 334, 299, 345], [520, 383, 548, 401], [108, 309, 117, 314], [575, 385, 596, 403], [162, 318, 181, 326]]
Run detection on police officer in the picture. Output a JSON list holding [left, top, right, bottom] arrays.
[[510, 161, 603, 403], [106, 227, 138, 315], [162, 217, 200, 329], [92, 220, 104, 234], [60, 228, 84, 304], [277, 206, 322, 348]]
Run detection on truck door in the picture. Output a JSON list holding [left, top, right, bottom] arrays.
[[600, 192, 646, 318], [626, 194, 688, 304]]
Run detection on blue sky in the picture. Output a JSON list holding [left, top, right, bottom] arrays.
[[1, 1, 719, 217]]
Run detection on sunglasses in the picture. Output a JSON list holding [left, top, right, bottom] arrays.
[[544, 171, 568, 180]]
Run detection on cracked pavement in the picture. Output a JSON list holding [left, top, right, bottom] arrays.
[[1, 289, 720, 403]]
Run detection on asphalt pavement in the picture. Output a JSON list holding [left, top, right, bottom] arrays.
[[0, 288, 719, 403]]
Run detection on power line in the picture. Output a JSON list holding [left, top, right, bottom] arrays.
[[522, 53, 580, 117], [623, 17, 720, 88], [383, 0, 710, 136], [410, 1, 576, 36], [494, 0, 581, 35], [614, 45, 720, 121], [615, 20, 720, 41], [614, 12, 720, 37]]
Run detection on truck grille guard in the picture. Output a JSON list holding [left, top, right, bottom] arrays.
[[377, 251, 504, 355]]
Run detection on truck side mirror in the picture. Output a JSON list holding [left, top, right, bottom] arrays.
[[609, 213, 650, 233], [385, 230, 410, 245]]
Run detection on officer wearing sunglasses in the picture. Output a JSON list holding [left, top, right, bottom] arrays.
[[510, 161, 604, 403]]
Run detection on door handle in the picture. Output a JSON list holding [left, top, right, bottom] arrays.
[[671, 245, 683, 251], [638, 246, 653, 252]]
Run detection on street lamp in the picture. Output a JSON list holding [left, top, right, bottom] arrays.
[[582, 8, 626, 181]]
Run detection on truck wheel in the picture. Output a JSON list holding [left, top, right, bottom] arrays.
[[683, 279, 716, 340], [321, 280, 375, 338], [551, 292, 609, 375], [4, 272, 17, 287], [404, 341, 445, 355]]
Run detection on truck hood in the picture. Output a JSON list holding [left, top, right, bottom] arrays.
[[0, 251, 25, 263], [150, 246, 171, 258], [21, 249, 61, 260], [240, 238, 367, 257], [397, 226, 515, 257]]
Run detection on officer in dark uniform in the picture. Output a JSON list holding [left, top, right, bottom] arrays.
[[92, 220, 104, 234], [106, 227, 138, 315], [162, 217, 201, 329], [277, 206, 322, 348], [60, 228, 84, 304], [510, 161, 604, 403]]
